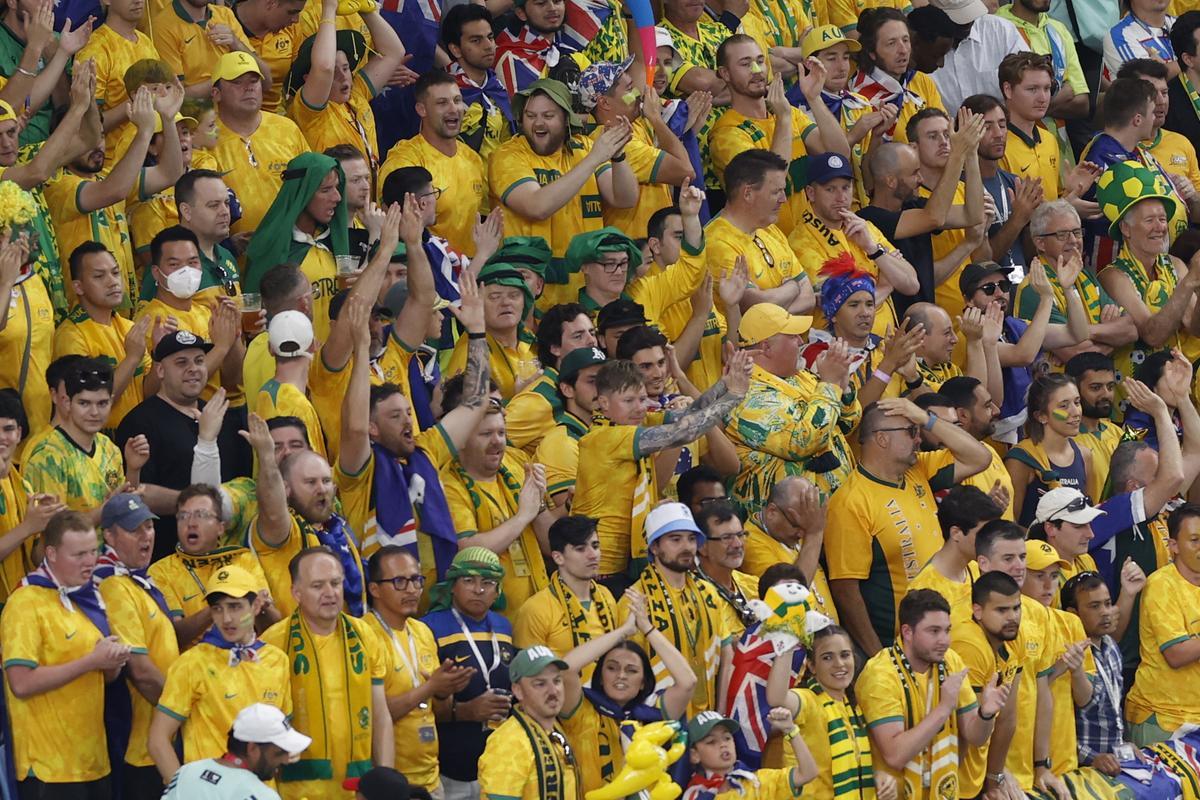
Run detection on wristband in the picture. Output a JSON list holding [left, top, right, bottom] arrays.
[[978, 706, 997, 722], [868, 244, 887, 260], [904, 374, 924, 391], [16, 66, 36, 78], [611, 152, 627, 163], [468, 332, 486, 340], [1034, 758, 1052, 770], [925, 411, 938, 431], [783, 725, 801, 741], [872, 368, 892, 384]]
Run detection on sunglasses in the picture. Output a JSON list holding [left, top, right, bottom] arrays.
[[1047, 495, 1089, 521], [975, 279, 1012, 296], [875, 424, 919, 438]]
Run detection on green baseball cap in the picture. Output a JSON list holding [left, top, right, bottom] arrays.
[[557, 346, 607, 382], [508, 645, 568, 682], [687, 711, 738, 745]]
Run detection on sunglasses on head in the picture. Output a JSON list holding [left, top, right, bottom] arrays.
[[1048, 495, 1089, 521]]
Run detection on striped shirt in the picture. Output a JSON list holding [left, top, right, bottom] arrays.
[[1076, 635, 1125, 765], [1102, 13, 1175, 83]]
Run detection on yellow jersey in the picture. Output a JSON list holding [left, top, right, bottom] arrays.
[[478, 712, 579, 800], [76, 25, 160, 170], [1147, 128, 1200, 191], [147, 546, 271, 623], [950, 618, 1024, 797], [211, 112, 310, 234], [1001, 121, 1061, 200], [739, 516, 839, 623], [824, 452, 957, 647], [489, 134, 607, 256], [505, 371, 561, 454], [43, 170, 135, 309], [249, 513, 366, 619], [256, 378, 328, 461], [156, 638, 292, 763], [890, 72, 944, 145], [362, 613, 441, 791], [1, 584, 111, 782], [1007, 597, 1054, 790], [1075, 421, 1123, 496], [908, 557, 971, 611], [379, 131, 485, 257], [1125, 563, 1200, 733], [0, 275, 53, 439], [22, 428, 124, 514], [289, 75, 381, 182], [442, 447, 548, 614], [708, 106, 815, 235], [444, 330, 536, 402], [572, 422, 658, 575], [152, 1, 243, 89], [0, 469, 34, 604], [595, 117, 674, 240], [99, 571, 181, 767], [533, 412, 589, 501], [297, 244, 336, 344], [54, 305, 150, 432], [512, 578, 621, 658], [1045, 607, 1094, 774], [704, 215, 803, 318]]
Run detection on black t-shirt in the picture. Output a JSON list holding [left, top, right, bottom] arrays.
[[116, 396, 251, 562], [859, 199, 935, 319]]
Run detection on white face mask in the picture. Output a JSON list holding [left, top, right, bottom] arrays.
[[162, 266, 202, 299]]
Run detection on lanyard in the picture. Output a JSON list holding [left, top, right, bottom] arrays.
[[451, 606, 501, 690], [374, 610, 429, 709]]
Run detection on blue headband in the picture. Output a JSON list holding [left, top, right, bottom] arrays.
[[820, 273, 876, 322]]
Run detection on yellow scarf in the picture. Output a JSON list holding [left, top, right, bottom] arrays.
[[637, 565, 719, 710], [548, 572, 618, 648], [886, 646, 959, 800], [278, 610, 374, 782]]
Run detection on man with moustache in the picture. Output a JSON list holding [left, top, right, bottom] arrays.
[[695, 500, 759, 640], [489, 78, 638, 257], [380, 71, 486, 258]]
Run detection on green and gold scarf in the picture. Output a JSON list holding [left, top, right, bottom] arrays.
[[637, 565, 718, 710], [513, 708, 579, 800], [886, 646, 959, 800], [547, 571, 618, 648]]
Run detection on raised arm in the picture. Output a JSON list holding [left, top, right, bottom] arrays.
[[640, 86, 695, 185], [894, 110, 983, 238], [2, 50, 93, 190], [141, 80, 187, 196], [596, 116, 639, 209], [248, 412, 291, 547], [504, 123, 630, 221], [78, 88, 156, 213], [875, 397, 990, 481], [392, 195, 438, 349], [336, 295, 374, 476], [794, 58, 850, 159], [998, 260, 1056, 365], [359, 7, 408, 92], [437, 272, 492, 451], [1124, 375, 1184, 516], [322, 203, 400, 370], [299, 0, 340, 109], [635, 346, 751, 454]]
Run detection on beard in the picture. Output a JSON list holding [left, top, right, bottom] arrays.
[[1081, 398, 1112, 419]]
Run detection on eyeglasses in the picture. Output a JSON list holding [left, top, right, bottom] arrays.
[[975, 279, 1012, 296], [709, 530, 749, 543], [1046, 495, 1089, 521], [458, 575, 500, 591], [177, 510, 219, 522], [697, 496, 728, 508], [597, 259, 629, 275], [417, 187, 443, 202], [549, 730, 576, 766], [1036, 228, 1083, 242], [375, 574, 426, 591], [874, 424, 919, 438], [752, 234, 775, 269]]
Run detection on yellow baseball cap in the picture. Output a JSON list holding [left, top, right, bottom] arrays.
[[0, 100, 16, 124], [213, 51, 263, 84], [801, 25, 862, 59], [205, 564, 261, 601], [1026, 540, 1069, 573], [738, 303, 812, 345], [154, 112, 198, 134]]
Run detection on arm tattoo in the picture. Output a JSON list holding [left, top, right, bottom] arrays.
[[638, 391, 741, 454], [690, 379, 729, 411], [462, 336, 491, 409]]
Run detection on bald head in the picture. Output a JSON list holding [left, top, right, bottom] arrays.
[[905, 302, 958, 365], [869, 141, 915, 180], [768, 476, 813, 510]]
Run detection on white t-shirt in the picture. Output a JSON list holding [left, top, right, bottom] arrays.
[[162, 758, 282, 800]]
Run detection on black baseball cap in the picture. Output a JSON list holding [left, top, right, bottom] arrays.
[[343, 768, 433, 800], [958, 261, 1014, 297], [153, 330, 214, 362], [597, 298, 647, 333]]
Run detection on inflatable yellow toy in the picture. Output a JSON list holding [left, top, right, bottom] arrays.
[[585, 721, 688, 800]]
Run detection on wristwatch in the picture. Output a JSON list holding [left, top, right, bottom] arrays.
[[986, 773, 1007, 786], [867, 244, 888, 260], [1034, 758, 1053, 770]]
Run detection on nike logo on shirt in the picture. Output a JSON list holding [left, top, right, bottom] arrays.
[[65, 631, 77, 639]]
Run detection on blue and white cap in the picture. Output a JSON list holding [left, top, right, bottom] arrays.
[[645, 501, 704, 551]]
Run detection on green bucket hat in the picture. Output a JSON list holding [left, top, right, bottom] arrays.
[[566, 227, 643, 279], [489, 236, 552, 279], [513, 78, 584, 130], [1096, 160, 1178, 242], [427, 546, 507, 611], [477, 259, 536, 320], [284, 29, 368, 99]]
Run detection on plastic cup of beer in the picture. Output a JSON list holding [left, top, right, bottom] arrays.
[[336, 255, 360, 290], [240, 292, 261, 336]]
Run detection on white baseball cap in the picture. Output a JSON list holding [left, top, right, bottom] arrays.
[[268, 310, 314, 358], [1034, 487, 1106, 526], [931, 0, 987, 24], [231, 703, 312, 755]]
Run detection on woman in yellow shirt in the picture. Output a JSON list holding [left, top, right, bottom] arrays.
[[560, 590, 698, 794]]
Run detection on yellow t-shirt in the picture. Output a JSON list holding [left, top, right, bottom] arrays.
[[950, 618, 1024, 797], [261, 615, 387, 800], [1007, 597, 1054, 790], [739, 517, 839, 624], [156, 640, 292, 763], [1045, 607, 1093, 774], [962, 443, 1015, 521], [704, 215, 802, 318], [242, 333, 275, 412], [211, 113, 310, 234], [99, 573, 181, 767], [855, 646, 977, 795], [1001, 122, 1061, 200], [626, 240, 711, 332], [0, 469, 34, 604], [53, 306, 150, 431], [249, 513, 366, 619], [776, 686, 871, 797], [489, 134, 608, 256], [1148, 128, 1200, 192], [362, 614, 441, 791], [444, 331, 536, 402], [297, 244, 337, 344], [595, 117, 674, 240], [909, 557, 971, 611], [511, 579, 620, 658], [478, 714, 579, 800], [43, 170, 135, 309], [708, 106, 815, 235], [0, 275, 53, 439], [256, 378, 328, 461], [441, 447, 548, 614], [824, 452, 957, 647], [147, 547, 270, 621], [1075, 421, 1123, 497], [1125, 564, 1200, 732], [308, 346, 352, 459], [890, 72, 944, 146], [379, 131, 486, 257], [915, 181, 970, 321], [572, 423, 657, 575], [1, 585, 110, 782], [533, 414, 588, 500], [505, 372, 560, 454], [289, 75, 381, 185], [790, 209, 896, 337], [76, 25, 160, 170], [152, 2, 243, 89]]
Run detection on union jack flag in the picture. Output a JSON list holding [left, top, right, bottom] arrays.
[[722, 624, 805, 769], [494, 28, 561, 99]]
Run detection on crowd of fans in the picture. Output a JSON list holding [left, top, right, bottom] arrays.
[[2, 0, 1200, 795]]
